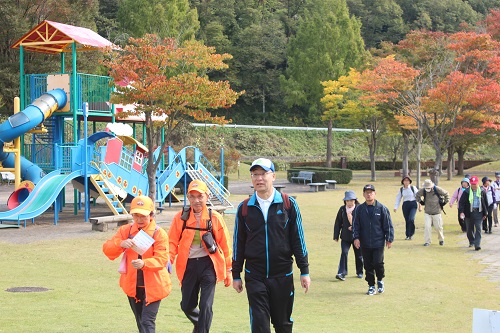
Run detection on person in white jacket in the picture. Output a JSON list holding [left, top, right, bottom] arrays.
[[394, 176, 419, 240]]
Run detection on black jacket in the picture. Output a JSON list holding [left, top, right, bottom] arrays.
[[352, 200, 394, 248], [232, 191, 309, 279], [333, 205, 356, 242], [458, 188, 488, 219]]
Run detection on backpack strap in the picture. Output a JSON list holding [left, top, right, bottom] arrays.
[[180, 206, 212, 233], [242, 192, 291, 218], [180, 206, 191, 232]]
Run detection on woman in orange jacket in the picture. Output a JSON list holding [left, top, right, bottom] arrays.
[[103, 195, 171, 333], [168, 180, 232, 333]]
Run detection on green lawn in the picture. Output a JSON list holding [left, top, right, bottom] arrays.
[[1, 167, 499, 332]]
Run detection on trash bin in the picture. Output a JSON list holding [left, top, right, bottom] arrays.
[[340, 156, 347, 169]]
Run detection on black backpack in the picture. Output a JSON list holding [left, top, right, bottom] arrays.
[[419, 185, 447, 213], [179, 207, 218, 254]]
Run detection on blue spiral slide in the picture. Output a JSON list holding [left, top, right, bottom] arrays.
[[0, 89, 82, 226]]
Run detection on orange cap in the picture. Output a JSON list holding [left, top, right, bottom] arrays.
[[188, 180, 209, 194], [130, 195, 154, 216]]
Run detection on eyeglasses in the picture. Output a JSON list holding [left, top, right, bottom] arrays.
[[250, 171, 272, 178]]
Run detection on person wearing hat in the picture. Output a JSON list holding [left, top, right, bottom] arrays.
[[333, 190, 363, 281], [459, 176, 488, 250], [394, 176, 419, 240], [353, 184, 394, 296], [481, 176, 496, 234], [449, 178, 470, 232], [415, 179, 450, 247], [168, 180, 232, 333], [103, 195, 172, 333], [232, 158, 311, 332], [492, 172, 500, 227]]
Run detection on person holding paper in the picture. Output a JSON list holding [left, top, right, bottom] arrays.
[[103, 195, 171, 333], [168, 180, 232, 333]]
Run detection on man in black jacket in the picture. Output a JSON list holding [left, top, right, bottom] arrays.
[[458, 175, 488, 251], [232, 158, 310, 333], [353, 184, 394, 296]]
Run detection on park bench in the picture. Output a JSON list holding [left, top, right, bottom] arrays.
[[308, 182, 328, 192], [325, 180, 337, 189], [1, 172, 15, 185], [291, 171, 314, 184], [90, 215, 132, 232]]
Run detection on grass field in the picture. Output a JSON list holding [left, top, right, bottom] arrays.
[[1, 166, 500, 332]]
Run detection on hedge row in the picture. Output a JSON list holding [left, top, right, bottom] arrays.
[[287, 167, 353, 184], [289, 160, 490, 171]]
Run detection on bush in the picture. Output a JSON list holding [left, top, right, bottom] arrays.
[[287, 167, 352, 184]]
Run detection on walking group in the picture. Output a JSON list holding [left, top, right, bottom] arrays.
[[103, 157, 310, 333], [332, 171, 500, 297], [100, 156, 498, 332]]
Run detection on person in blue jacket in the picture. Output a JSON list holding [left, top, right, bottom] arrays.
[[353, 184, 394, 296]]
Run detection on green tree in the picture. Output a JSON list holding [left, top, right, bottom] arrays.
[[117, 0, 199, 42], [350, 0, 407, 49], [396, 0, 482, 32], [281, 0, 366, 126]]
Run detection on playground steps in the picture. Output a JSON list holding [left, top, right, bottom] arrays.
[[185, 168, 232, 208], [90, 174, 128, 216]]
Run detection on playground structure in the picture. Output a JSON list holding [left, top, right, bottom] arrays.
[[0, 20, 231, 227]]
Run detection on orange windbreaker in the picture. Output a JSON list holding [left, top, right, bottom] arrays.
[[102, 220, 172, 304], [168, 207, 232, 285]]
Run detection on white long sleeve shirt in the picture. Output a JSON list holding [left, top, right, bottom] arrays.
[[394, 185, 418, 210]]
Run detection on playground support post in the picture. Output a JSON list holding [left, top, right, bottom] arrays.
[[14, 97, 21, 189], [83, 102, 89, 222]]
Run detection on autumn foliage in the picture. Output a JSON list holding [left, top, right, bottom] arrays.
[[101, 34, 242, 198]]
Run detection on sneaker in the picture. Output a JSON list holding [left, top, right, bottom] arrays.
[[367, 286, 376, 296], [335, 274, 345, 281], [357, 273, 363, 279], [423, 243, 430, 247], [475, 246, 481, 251], [377, 281, 385, 294], [409, 236, 413, 240], [405, 236, 409, 240], [439, 241, 444, 246], [469, 243, 474, 248]]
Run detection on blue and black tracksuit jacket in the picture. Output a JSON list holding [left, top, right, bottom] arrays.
[[232, 191, 309, 280]]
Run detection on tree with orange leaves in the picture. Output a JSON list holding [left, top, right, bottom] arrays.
[[356, 29, 500, 185], [102, 34, 242, 199], [322, 68, 394, 181]]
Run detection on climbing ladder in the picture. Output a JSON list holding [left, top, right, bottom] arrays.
[[185, 164, 232, 208], [89, 174, 128, 215]]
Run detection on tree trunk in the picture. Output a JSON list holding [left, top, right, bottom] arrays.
[[433, 146, 443, 186], [402, 131, 409, 176], [326, 120, 332, 167], [416, 123, 423, 188], [446, 145, 453, 180], [456, 147, 465, 176], [369, 130, 377, 182]]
